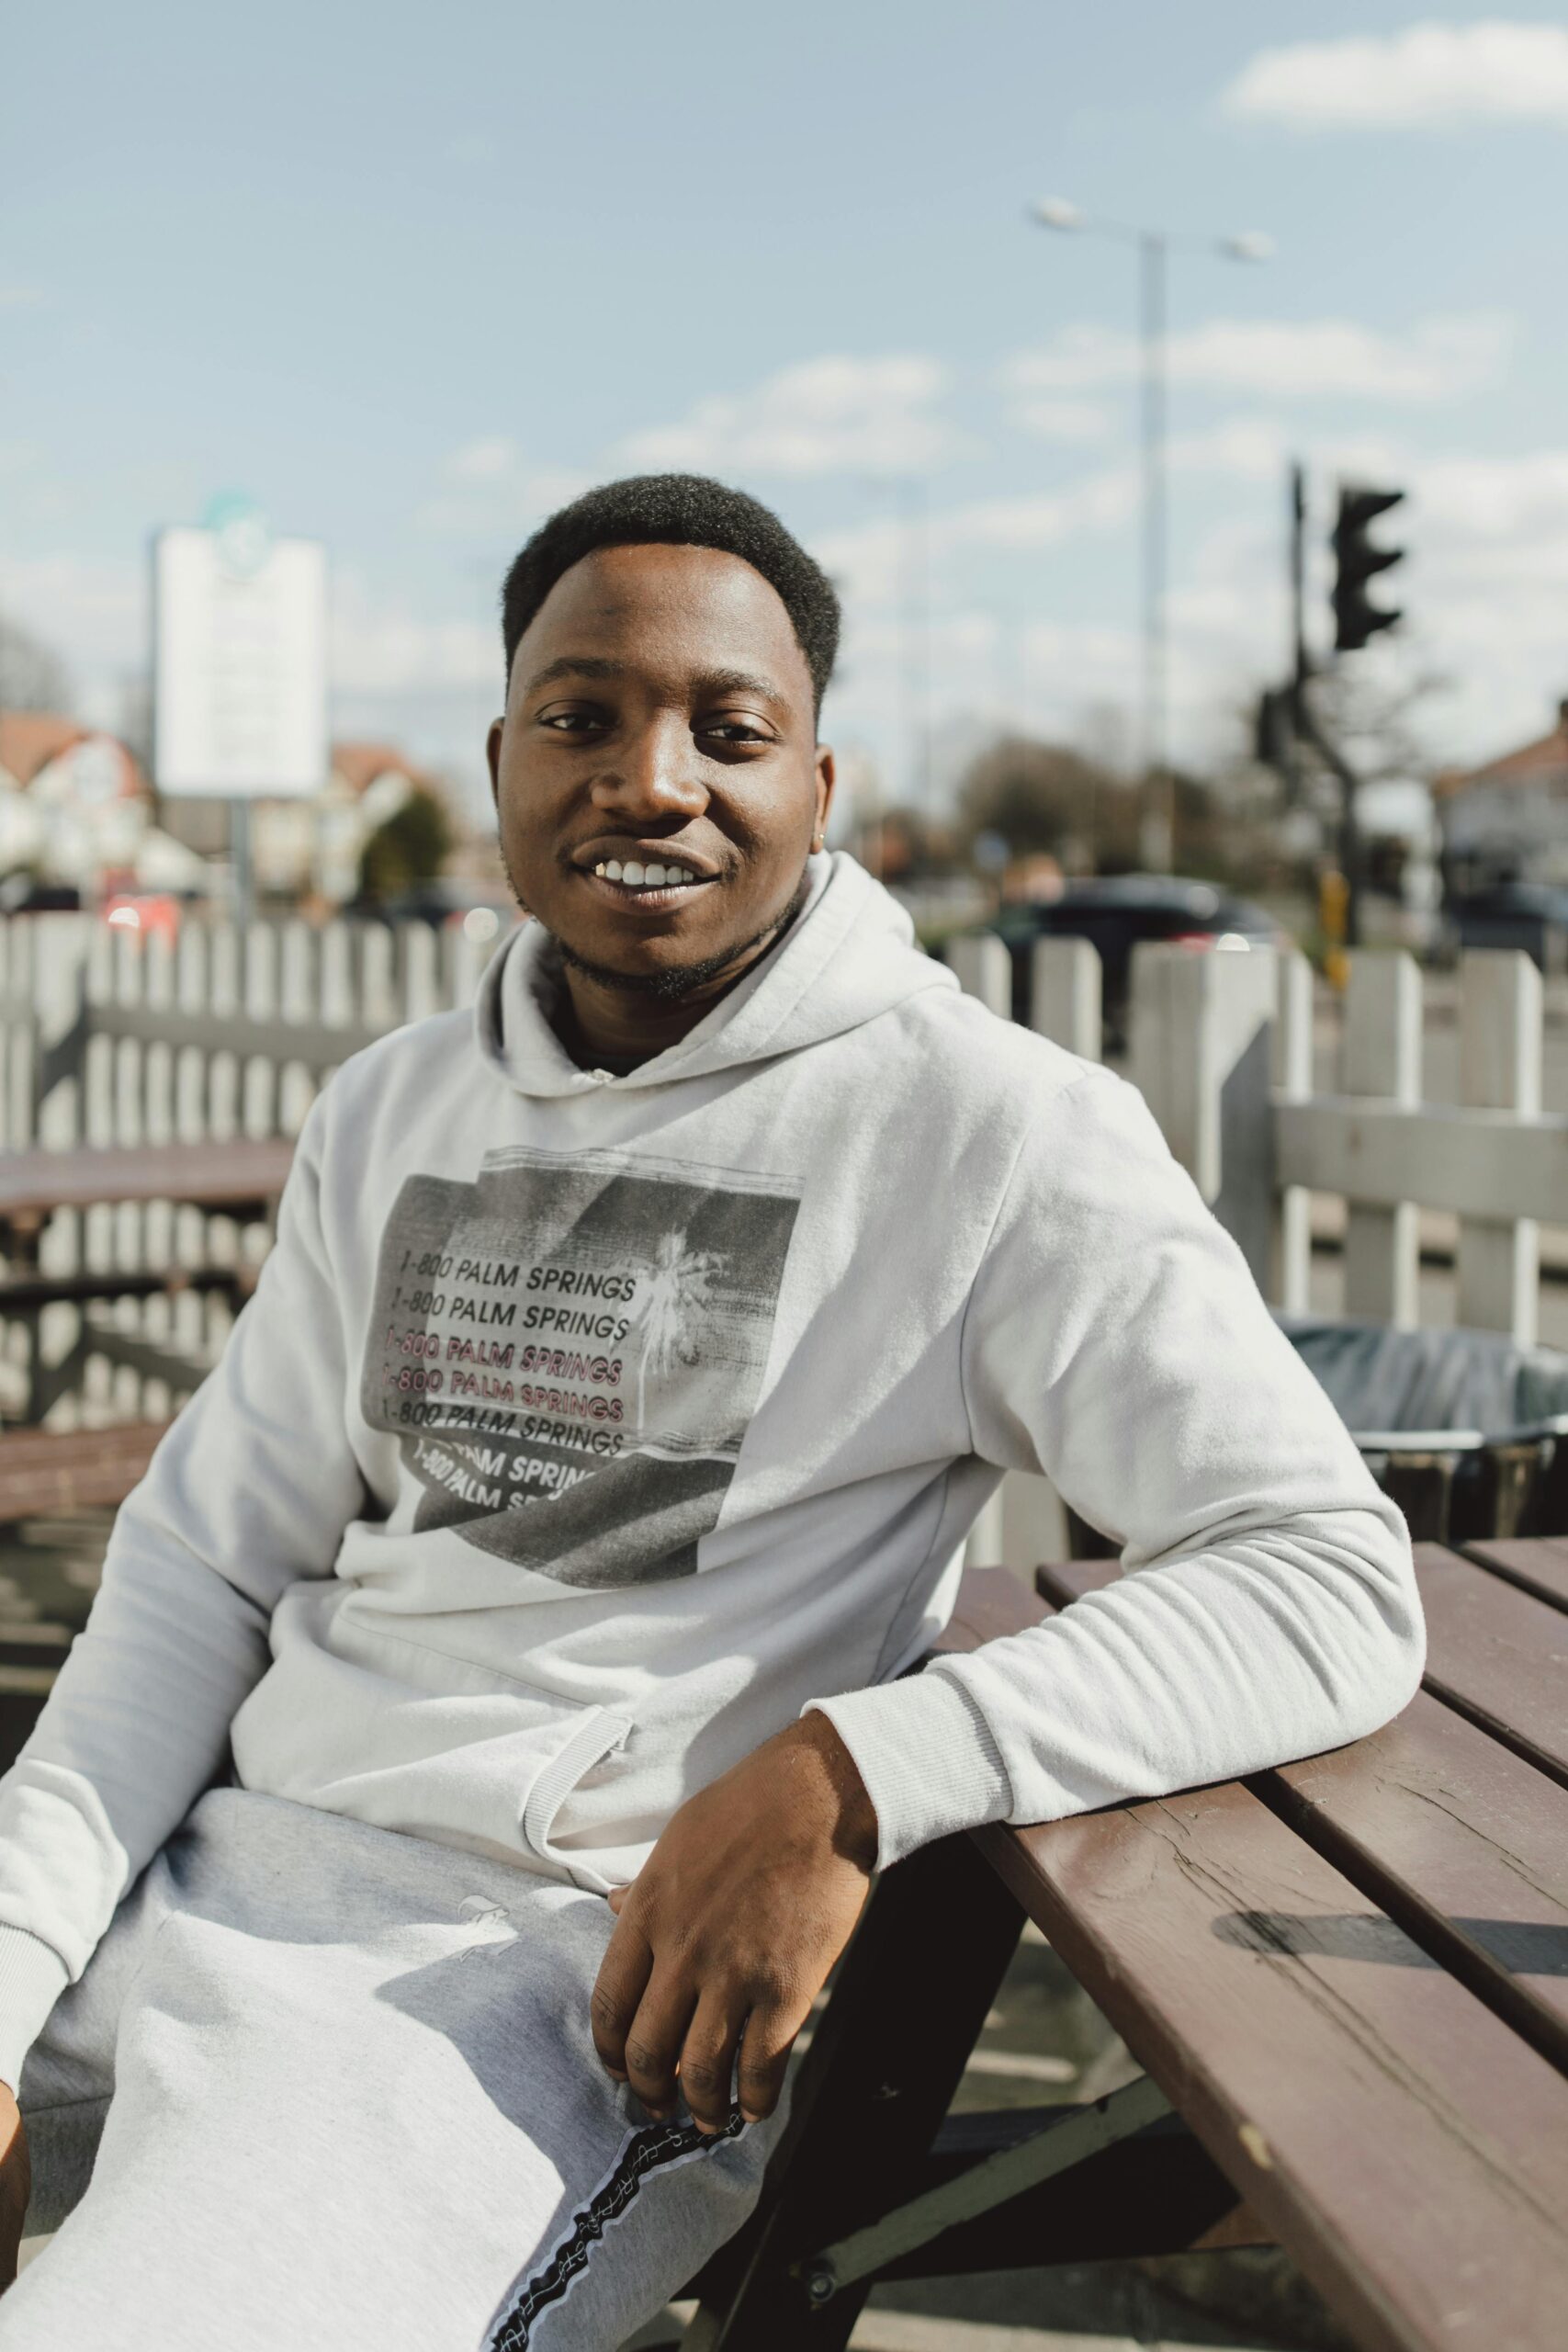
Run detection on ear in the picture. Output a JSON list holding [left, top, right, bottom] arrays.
[[486, 718, 505, 804], [812, 745, 837, 851]]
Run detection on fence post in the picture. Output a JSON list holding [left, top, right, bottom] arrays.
[[944, 932, 1011, 1018], [1457, 948, 1541, 1347], [1342, 951, 1422, 1328], [1129, 940, 1278, 1292], [1029, 936, 1100, 1060], [1272, 948, 1314, 1315]]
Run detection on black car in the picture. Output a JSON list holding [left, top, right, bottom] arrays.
[[985, 875, 1280, 1046], [1445, 880, 1568, 976]]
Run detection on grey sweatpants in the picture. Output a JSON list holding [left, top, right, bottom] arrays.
[[1, 1789, 778, 2350]]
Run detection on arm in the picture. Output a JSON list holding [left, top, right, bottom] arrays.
[[592, 1061, 1423, 2132], [0, 1090, 366, 2091], [810, 1063, 1425, 1864]]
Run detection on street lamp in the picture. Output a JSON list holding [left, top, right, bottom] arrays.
[[1029, 198, 1271, 871]]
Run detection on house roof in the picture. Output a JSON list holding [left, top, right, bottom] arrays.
[[0, 712, 90, 787], [1435, 701, 1568, 798], [331, 741, 440, 797]]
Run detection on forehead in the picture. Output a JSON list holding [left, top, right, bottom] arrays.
[[513, 543, 813, 708]]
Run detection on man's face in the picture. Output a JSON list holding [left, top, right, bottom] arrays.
[[488, 542, 833, 994]]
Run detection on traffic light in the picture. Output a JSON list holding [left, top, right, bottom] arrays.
[[1332, 485, 1404, 652]]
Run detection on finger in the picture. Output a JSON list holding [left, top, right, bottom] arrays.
[[678, 1991, 746, 2137], [623, 1971, 696, 2121], [590, 1912, 654, 2083], [737, 1998, 809, 2125], [606, 1884, 627, 1916]]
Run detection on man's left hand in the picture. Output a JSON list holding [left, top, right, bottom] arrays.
[[590, 1712, 877, 2135]]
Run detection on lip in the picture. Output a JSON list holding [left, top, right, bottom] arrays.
[[569, 839, 722, 883], [573, 869, 716, 918]]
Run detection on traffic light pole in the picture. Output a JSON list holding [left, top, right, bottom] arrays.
[[1286, 463, 1366, 949]]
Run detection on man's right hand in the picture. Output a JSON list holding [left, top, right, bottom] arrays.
[[0, 2086, 28, 2290]]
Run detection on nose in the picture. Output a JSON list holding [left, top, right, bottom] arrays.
[[592, 711, 707, 826]]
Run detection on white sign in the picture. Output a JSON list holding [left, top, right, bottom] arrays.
[[153, 520, 329, 798]]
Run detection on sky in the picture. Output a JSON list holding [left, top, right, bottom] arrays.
[[5, 3, 1568, 823]]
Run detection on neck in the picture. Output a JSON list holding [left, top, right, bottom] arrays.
[[553, 888, 807, 1070]]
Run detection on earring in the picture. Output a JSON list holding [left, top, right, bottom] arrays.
[[811, 831, 825, 852]]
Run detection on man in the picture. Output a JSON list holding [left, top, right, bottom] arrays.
[[0, 476, 1422, 2348]]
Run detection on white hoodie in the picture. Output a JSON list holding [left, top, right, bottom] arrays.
[[0, 854, 1423, 2088]]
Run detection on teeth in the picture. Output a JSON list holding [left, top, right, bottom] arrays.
[[593, 863, 606, 877], [645, 864, 668, 888], [604, 859, 623, 881], [622, 860, 645, 886]]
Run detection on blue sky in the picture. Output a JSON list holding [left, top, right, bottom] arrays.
[[6, 3, 1568, 819]]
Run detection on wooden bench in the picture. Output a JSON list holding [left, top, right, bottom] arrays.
[[685, 1540, 1568, 2351]]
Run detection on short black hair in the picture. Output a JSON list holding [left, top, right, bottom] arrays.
[[501, 473, 840, 716]]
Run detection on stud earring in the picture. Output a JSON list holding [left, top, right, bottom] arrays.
[[811, 831, 825, 853]]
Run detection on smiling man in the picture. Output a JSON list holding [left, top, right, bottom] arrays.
[[0, 476, 1421, 2350]]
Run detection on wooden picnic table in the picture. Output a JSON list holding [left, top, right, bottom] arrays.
[[693, 1536, 1568, 2352], [0, 1136, 295, 1420], [0, 1137, 295, 1258]]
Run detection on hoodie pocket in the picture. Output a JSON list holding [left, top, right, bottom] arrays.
[[521, 1708, 634, 1895]]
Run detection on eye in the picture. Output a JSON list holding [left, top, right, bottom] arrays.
[[537, 706, 609, 735], [697, 718, 773, 745]]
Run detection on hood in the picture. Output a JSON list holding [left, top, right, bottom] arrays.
[[476, 851, 957, 1099]]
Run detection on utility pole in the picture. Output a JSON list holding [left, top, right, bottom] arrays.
[[1139, 232, 1170, 873], [1031, 200, 1270, 876]]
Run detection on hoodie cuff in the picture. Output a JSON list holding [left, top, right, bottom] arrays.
[[805, 1666, 1014, 1870], [0, 1926, 69, 2096]]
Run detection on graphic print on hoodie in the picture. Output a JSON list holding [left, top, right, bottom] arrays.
[[361, 1145, 801, 1586]]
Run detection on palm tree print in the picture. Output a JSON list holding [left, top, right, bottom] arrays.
[[632, 1230, 724, 1438]]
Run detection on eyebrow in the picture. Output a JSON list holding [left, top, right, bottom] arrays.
[[522, 656, 787, 707]]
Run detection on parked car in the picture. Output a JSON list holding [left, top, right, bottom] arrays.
[[984, 875, 1281, 1048], [1443, 880, 1568, 976]]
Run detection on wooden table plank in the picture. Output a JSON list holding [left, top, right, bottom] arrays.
[[0, 1424, 169, 1520], [1036, 1550, 1568, 2074], [0, 1138, 295, 1223], [1416, 1544, 1568, 1790], [1268, 1695, 1568, 2076], [1461, 1535, 1568, 1616], [979, 1778, 1568, 2352]]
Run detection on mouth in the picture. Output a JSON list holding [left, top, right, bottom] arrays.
[[570, 849, 720, 916]]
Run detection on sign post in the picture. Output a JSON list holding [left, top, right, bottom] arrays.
[[152, 500, 329, 922]]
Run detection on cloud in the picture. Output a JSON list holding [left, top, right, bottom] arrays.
[[419, 443, 592, 537], [330, 571, 501, 699], [614, 355, 966, 479], [1009, 399, 1111, 444], [1221, 21, 1568, 130], [1005, 313, 1511, 404]]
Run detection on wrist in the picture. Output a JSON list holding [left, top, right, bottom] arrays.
[[791, 1710, 879, 1872]]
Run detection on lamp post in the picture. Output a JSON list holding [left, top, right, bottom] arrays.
[[1030, 199, 1271, 872]]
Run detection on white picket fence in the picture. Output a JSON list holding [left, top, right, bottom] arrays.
[[947, 930, 1568, 1351], [0, 912, 505, 1427], [0, 908, 1562, 1482]]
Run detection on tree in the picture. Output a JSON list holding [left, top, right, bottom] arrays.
[[357, 783, 456, 901], [0, 610, 73, 716], [957, 735, 1133, 873]]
